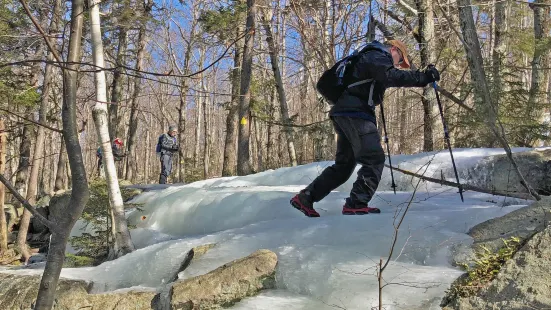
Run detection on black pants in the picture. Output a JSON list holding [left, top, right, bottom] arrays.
[[159, 154, 173, 184], [306, 116, 385, 206]]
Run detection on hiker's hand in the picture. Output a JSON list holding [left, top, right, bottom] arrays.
[[424, 65, 440, 82], [171, 144, 179, 151]]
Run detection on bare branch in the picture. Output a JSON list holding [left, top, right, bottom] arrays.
[[18, 0, 64, 64], [0, 108, 63, 133], [384, 164, 535, 200], [0, 173, 58, 233], [397, 0, 418, 15]]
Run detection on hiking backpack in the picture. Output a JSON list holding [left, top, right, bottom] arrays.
[[155, 134, 164, 157], [316, 42, 386, 106]]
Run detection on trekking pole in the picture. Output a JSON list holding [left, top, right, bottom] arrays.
[[432, 80, 464, 202], [379, 101, 397, 194]]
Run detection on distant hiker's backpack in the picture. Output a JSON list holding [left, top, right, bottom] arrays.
[[316, 41, 386, 106], [155, 134, 164, 157]]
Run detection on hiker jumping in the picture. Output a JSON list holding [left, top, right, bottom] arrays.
[[290, 39, 440, 217]]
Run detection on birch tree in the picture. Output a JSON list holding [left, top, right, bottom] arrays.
[[88, 0, 135, 258]]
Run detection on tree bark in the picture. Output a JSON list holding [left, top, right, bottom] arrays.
[[457, 0, 540, 200], [33, 0, 90, 307], [177, 23, 194, 183], [53, 140, 67, 192], [89, 0, 134, 258], [527, 0, 551, 126], [491, 0, 509, 107], [203, 82, 210, 179], [0, 119, 7, 253], [222, 26, 243, 177], [194, 48, 205, 170], [416, 0, 435, 152], [237, 0, 256, 176], [260, 10, 297, 167], [109, 27, 127, 139], [14, 118, 31, 202], [125, 0, 152, 182], [17, 0, 62, 263]]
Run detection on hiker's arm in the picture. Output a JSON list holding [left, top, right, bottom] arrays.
[[362, 53, 430, 87]]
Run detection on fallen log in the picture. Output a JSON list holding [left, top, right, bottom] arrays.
[[385, 164, 535, 200]]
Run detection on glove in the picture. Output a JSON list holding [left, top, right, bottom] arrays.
[[171, 144, 179, 151], [424, 64, 440, 83]]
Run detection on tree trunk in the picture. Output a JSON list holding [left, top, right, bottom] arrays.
[[177, 40, 193, 183], [416, 0, 435, 151], [17, 0, 62, 262], [89, 0, 134, 258], [109, 27, 127, 139], [144, 113, 151, 183], [125, 0, 151, 182], [457, 0, 540, 200], [203, 79, 209, 179], [266, 89, 276, 169], [14, 118, 31, 201], [34, 0, 90, 307], [222, 26, 243, 177], [260, 10, 297, 166], [527, 0, 551, 127], [491, 0, 509, 107], [53, 140, 67, 192], [0, 119, 7, 253], [398, 90, 408, 153], [237, 0, 256, 176], [194, 48, 205, 170]]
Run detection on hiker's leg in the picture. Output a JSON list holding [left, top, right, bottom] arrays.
[[305, 118, 356, 202], [334, 117, 385, 205], [159, 155, 170, 184], [165, 156, 173, 183]]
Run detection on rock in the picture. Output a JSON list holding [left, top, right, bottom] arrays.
[[443, 224, 551, 310], [168, 243, 217, 283], [448, 199, 551, 269], [0, 272, 158, 310], [0, 273, 91, 310], [170, 249, 278, 309], [467, 197, 551, 251], [464, 149, 551, 195], [3, 204, 22, 231], [30, 204, 50, 235], [27, 253, 47, 265], [57, 289, 158, 310]]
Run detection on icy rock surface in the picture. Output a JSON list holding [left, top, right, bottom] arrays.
[[8, 148, 542, 309]]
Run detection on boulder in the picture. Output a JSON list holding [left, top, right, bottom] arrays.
[[464, 149, 551, 195], [0, 272, 158, 310], [168, 243, 217, 283], [448, 198, 551, 269], [170, 249, 278, 309], [443, 224, 551, 310]]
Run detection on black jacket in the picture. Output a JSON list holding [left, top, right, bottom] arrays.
[[329, 41, 431, 119], [160, 133, 178, 156]]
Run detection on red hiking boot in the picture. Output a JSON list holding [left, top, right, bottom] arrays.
[[290, 190, 320, 218], [342, 198, 380, 215]]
